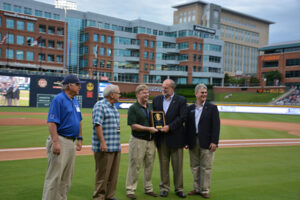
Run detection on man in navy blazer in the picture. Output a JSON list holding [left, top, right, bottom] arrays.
[[152, 79, 187, 198], [185, 84, 220, 199]]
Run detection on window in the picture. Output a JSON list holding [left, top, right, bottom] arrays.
[[3, 3, 11, 11], [150, 52, 154, 60], [84, 33, 89, 41], [100, 60, 105, 68], [286, 70, 300, 78], [198, 55, 202, 62], [150, 41, 154, 48], [57, 28, 64, 35], [107, 48, 112, 56], [107, 61, 112, 68], [48, 54, 54, 62], [56, 55, 63, 63], [17, 21, 25, 30], [100, 47, 105, 55], [198, 44, 202, 51], [193, 54, 197, 62], [263, 61, 278, 68], [93, 34, 98, 42], [27, 22, 34, 32], [26, 37, 34, 46], [38, 39, 46, 47], [44, 12, 51, 19], [16, 35, 24, 45], [57, 41, 63, 49], [38, 53, 45, 61], [6, 49, 14, 59], [16, 50, 24, 60], [39, 24, 46, 33], [193, 42, 197, 50], [104, 23, 110, 29], [83, 46, 89, 54], [48, 40, 55, 48], [7, 34, 14, 44], [101, 35, 105, 43], [35, 10, 43, 17], [6, 19, 14, 29], [48, 26, 55, 34], [177, 42, 189, 49], [144, 63, 148, 71], [144, 51, 148, 59], [53, 14, 60, 20], [24, 7, 32, 15], [13, 5, 22, 13], [26, 51, 34, 61], [286, 58, 300, 66], [107, 36, 112, 44], [144, 40, 148, 47]]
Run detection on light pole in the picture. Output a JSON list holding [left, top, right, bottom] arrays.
[[54, 0, 77, 75]]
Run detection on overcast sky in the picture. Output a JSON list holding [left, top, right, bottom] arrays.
[[37, 0, 300, 44]]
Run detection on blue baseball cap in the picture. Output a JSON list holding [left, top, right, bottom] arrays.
[[62, 75, 80, 85]]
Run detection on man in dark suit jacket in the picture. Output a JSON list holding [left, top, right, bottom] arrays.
[[152, 79, 187, 198], [185, 84, 220, 199]]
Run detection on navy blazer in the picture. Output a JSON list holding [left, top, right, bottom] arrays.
[[185, 102, 220, 149], [152, 94, 187, 148]]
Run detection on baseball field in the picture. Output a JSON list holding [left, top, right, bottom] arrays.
[[0, 106, 300, 200]]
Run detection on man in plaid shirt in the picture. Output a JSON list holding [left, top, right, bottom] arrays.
[[92, 84, 121, 200]]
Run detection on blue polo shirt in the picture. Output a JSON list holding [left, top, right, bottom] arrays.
[[47, 91, 82, 137]]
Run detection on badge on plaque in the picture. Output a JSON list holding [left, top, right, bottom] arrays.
[[150, 111, 166, 129]]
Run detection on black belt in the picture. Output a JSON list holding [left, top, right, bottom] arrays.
[[59, 134, 76, 141]]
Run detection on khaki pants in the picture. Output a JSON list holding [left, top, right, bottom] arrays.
[[126, 136, 156, 195], [42, 136, 76, 200], [157, 137, 184, 192], [189, 139, 215, 194], [93, 151, 120, 200]]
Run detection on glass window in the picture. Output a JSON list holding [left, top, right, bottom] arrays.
[[56, 55, 63, 63], [24, 7, 32, 15], [26, 51, 34, 61], [153, 30, 158, 35], [104, 23, 110, 29], [6, 49, 14, 59], [53, 14, 60, 20], [84, 33, 89, 41], [107, 48, 112, 56], [35, 10, 43, 17], [6, 19, 14, 29], [16, 50, 24, 60], [48, 40, 55, 48], [150, 41, 154, 48], [150, 52, 154, 60], [26, 37, 34, 46], [57, 27, 64, 35], [38, 39, 46, 47], [17, 21, 25, 30], [27, 22, 34, 32], [3, 3, 11, 11], [100, 47, 105, 55], [107, 36, 112, 44], [57, 41, 63, 49], [144, 51, 148, 59], [101, 35, 105, 43], [48, 54, 54, 62], [16, 35, 24, 45], [93, 59, 97, 67], [39, 24, 46, 33], [198, 44, 202, 51], [93, 34, 98, 42], [193, 42, 197, 50], [13, 5, 22, 13], [7, 34, 14, 44], [100, 60, 105, 68], [48, 26, 55, 34], [144, 40, 148, 47], [107, 61, 112, 68], [44, 12, 51, 19], [38, 53, 45, 61]]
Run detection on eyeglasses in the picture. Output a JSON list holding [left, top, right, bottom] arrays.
[[71, 83, 81, 86], [113, 92, 121, 95]]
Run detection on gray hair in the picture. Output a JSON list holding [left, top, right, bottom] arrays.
[[103, 84, 119, 98], [164, 79, 176, 89], [195, 84, 207, 94]]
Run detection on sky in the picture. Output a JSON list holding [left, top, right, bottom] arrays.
[[37, 0, 300, 44]]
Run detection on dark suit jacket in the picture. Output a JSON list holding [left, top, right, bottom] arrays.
[[152, 94, 187, 148], [185, 102, 220, 150]]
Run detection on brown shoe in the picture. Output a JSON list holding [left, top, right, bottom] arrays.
[[145, 192, 158, 197], [188, 190, 201, 195], [200, 193, 210, 199], [126, 194, 136, 200]]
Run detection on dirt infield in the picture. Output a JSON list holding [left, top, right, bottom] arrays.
[[1, 112, 300, 161]]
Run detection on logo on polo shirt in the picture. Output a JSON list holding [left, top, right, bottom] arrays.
[[86, 82, 94, 91]]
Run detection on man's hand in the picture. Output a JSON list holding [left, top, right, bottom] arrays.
[[209, 143, 217, 152], [160, 125, 170, 133], [76, 140, 82, 151], [52, 141, 61, 155], [100, 141, 107, 152], [149, 127, 159, 134]]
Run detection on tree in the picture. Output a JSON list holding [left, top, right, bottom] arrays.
[[264, 70, 281, 86], [250, 76, 260, 86], [224, 73, 230, 84]]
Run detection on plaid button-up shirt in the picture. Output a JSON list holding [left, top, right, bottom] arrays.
[[92, 98, 121, 152]]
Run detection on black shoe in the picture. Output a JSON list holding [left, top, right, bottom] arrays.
[[126, 194, 136, 200], [176, 191, 186, 198], [160, 191, 168, 197]]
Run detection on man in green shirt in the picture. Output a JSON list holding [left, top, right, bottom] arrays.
[[126, 85, 158, 200]]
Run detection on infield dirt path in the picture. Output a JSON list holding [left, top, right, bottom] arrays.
[[0, 112, 300, 161]]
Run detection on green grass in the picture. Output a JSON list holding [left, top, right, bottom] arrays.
[[214, 92, 281, 103], [1, 108, 300, 148], [0, 146, 299, 200]]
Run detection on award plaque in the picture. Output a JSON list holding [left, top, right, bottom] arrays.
[[150, 111, 166, 129]]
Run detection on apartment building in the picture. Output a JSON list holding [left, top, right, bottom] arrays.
[[173, 0, 274, 76], [0, 0, 224, 85]]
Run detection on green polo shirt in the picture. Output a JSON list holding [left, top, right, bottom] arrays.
[[127, 102, 153, 141]]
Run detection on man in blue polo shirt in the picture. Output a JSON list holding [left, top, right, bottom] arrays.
[[42, 74, 83, 200]]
